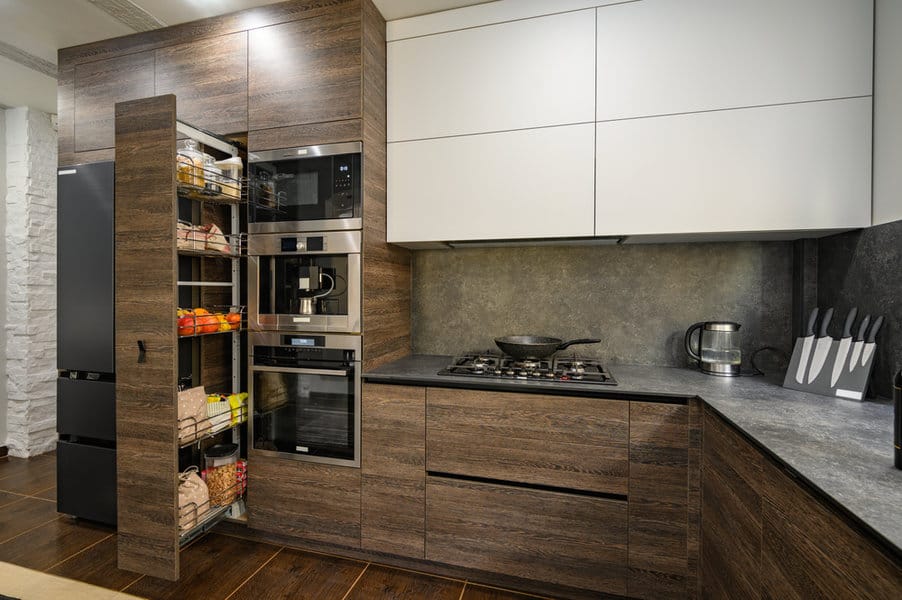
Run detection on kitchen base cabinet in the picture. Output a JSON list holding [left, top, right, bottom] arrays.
[[701, 407, 902, 599], [425, 476, 629, 596], [361, 384, 425, 558], [248, 454, 361, 549]]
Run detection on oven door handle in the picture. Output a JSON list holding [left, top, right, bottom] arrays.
[[251, 365, 349, 377]]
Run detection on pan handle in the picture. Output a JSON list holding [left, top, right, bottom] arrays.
[[557, 338, 601, 350]]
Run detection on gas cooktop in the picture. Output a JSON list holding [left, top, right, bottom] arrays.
[[438, 351, 617, 385]]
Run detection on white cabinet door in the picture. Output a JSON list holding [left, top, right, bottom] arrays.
[[387, 9, 595, 143], [388, 124, 595, 243], [596, 0, 873, 121], [595, 98, 872, 236]]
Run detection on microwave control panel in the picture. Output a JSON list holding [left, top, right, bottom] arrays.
[[334, 158, 354, 192]]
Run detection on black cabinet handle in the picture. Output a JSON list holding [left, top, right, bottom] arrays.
[[137, 340, 147, 363]]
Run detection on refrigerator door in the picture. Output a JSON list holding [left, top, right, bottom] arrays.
[[57, 162, 115, 373], [57, 378, 115, 441], [57, 440, 117, 526]]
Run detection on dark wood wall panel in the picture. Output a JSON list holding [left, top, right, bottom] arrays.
[[114, 94, 179, 581], [58, 66, 75, 166], [760, 455, 902, 599], [426, 388, 629, 494], [73, 149, 116, 164], [426, 476, 628, 596], [248, 0, 362, 130], [248, 454, 361, 548], [628, 402, 689, 600], [361, 384, 425, 558], [155, 32, 248, 135], [75, 51, 155, 152], [686, 398, 702, 599], [59, 0, 359, 66], [700, 409, 762, 599], [248, 119, 362, 151], [361, 0, 410, 371]]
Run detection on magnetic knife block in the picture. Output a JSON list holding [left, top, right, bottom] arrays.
[[783, 337, 877, 401]]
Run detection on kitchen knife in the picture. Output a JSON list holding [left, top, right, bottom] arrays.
[[860, 315, 884, 367], [794, 307, 819, 384], [830, 307, 858, 386], [807, 307, 834, 383], [847, 314, 870, 373]]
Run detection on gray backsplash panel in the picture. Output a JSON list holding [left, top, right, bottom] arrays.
[[818, 219, 902, 399], [412, 241, 793, 369]]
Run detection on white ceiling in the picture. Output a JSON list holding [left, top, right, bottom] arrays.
[[0, 0, 492, 114]]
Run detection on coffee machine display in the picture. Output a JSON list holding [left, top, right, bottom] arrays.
[[685, 321, 742, 376], [248, 230, 360, 333]]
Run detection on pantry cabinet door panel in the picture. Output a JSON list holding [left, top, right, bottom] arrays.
[[388, 9, 595, 142], [596, 0, 872, 120], [595, 98, 872, 236], [388, 124, 595, 243]]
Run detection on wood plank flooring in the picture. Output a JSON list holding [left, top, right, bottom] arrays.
[[0, 454, 560, 600]]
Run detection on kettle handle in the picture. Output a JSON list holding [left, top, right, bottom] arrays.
[[684, 322, 705, 362]]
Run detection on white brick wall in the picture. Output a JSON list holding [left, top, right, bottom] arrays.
[[5, 107, 57, 458]]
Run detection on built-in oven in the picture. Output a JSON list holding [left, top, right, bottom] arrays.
[[248, 230, 361, 333], [250, 332, 360, 467], [248, 141, 362, 233]]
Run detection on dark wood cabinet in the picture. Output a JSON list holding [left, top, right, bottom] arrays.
[[426, 388, 629, 494], [701, 407, 902, 600], [361, 384, 425, 558], [248, 454, 361, 549], [155, 32, 248, 135], [426, 475, 629, 596], [74, 51, 155, 152], [628, 401, 693, 600], [248, 0, 362, 131]]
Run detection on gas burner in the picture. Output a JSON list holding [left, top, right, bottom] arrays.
[[439, 352, 616, 386]]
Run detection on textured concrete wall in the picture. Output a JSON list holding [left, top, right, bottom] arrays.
[[818, 219, 902, 399], [5, 107, 57, 457], [412, 241, 793, 370]]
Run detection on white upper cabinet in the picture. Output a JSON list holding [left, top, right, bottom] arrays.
[[387, 9, 596, 142], [388, 124, 595, 243], [596, 0, 873, 121], [595, 98, 873, 236]]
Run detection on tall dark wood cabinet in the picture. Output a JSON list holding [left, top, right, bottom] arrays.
[[701, 407, 902, 599], [114, 95, 180, 580]]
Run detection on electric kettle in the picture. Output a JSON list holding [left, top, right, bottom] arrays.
[[685, 321, 742, 376]]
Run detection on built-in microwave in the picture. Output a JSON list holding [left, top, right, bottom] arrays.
[[248, 142, 362, 233], [250, 332, 360, 467]]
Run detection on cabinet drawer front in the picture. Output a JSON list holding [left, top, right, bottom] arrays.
[[426, 388, 628, 494], [426, 476, 628, 595]]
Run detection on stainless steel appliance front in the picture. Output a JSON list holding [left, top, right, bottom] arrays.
[[248, 230, 361, 333], [248, 141, 362, 233], [249, 332, 361, 467]]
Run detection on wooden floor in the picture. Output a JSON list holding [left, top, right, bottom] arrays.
[[0, 454, 558, 600]]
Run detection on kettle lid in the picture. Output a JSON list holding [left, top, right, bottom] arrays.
[[704, 321, 741, 331]]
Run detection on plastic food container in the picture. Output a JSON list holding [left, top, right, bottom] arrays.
[[203, 443, 239, 506], [215, 157, 243, 199]]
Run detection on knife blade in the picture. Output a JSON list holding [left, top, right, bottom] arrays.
[[807, 307, 834, 383], [860, 315, 884, 367], [847, 314, 870, 373], [795, 307, 819, 384], [830, 307, 858, 386]]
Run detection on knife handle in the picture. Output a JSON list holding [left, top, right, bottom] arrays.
[[855, 315, 871, 342], [818, 307, 834, 338], [841, 307, 858, 338], [805, 307, 819, 337], [867, 316, 884, 343]]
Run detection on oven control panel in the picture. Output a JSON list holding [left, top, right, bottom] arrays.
[[280, 236, 324, 253]]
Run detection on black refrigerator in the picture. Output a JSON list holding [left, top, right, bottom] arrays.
[[57, 161, 117, 525]]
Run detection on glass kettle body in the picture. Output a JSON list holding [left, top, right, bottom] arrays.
[[685, 321, 742, 376]]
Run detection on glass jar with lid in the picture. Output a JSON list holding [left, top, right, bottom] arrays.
[[177, 139, 205, 188]]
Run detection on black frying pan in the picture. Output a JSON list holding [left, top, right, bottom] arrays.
[[494, 336, 601, 360]]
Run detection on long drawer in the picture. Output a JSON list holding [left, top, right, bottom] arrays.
[[426, 475, 628, 595], [426, 388, 629, 494]]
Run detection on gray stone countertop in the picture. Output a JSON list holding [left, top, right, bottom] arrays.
[[364, 354, 902, 555]]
